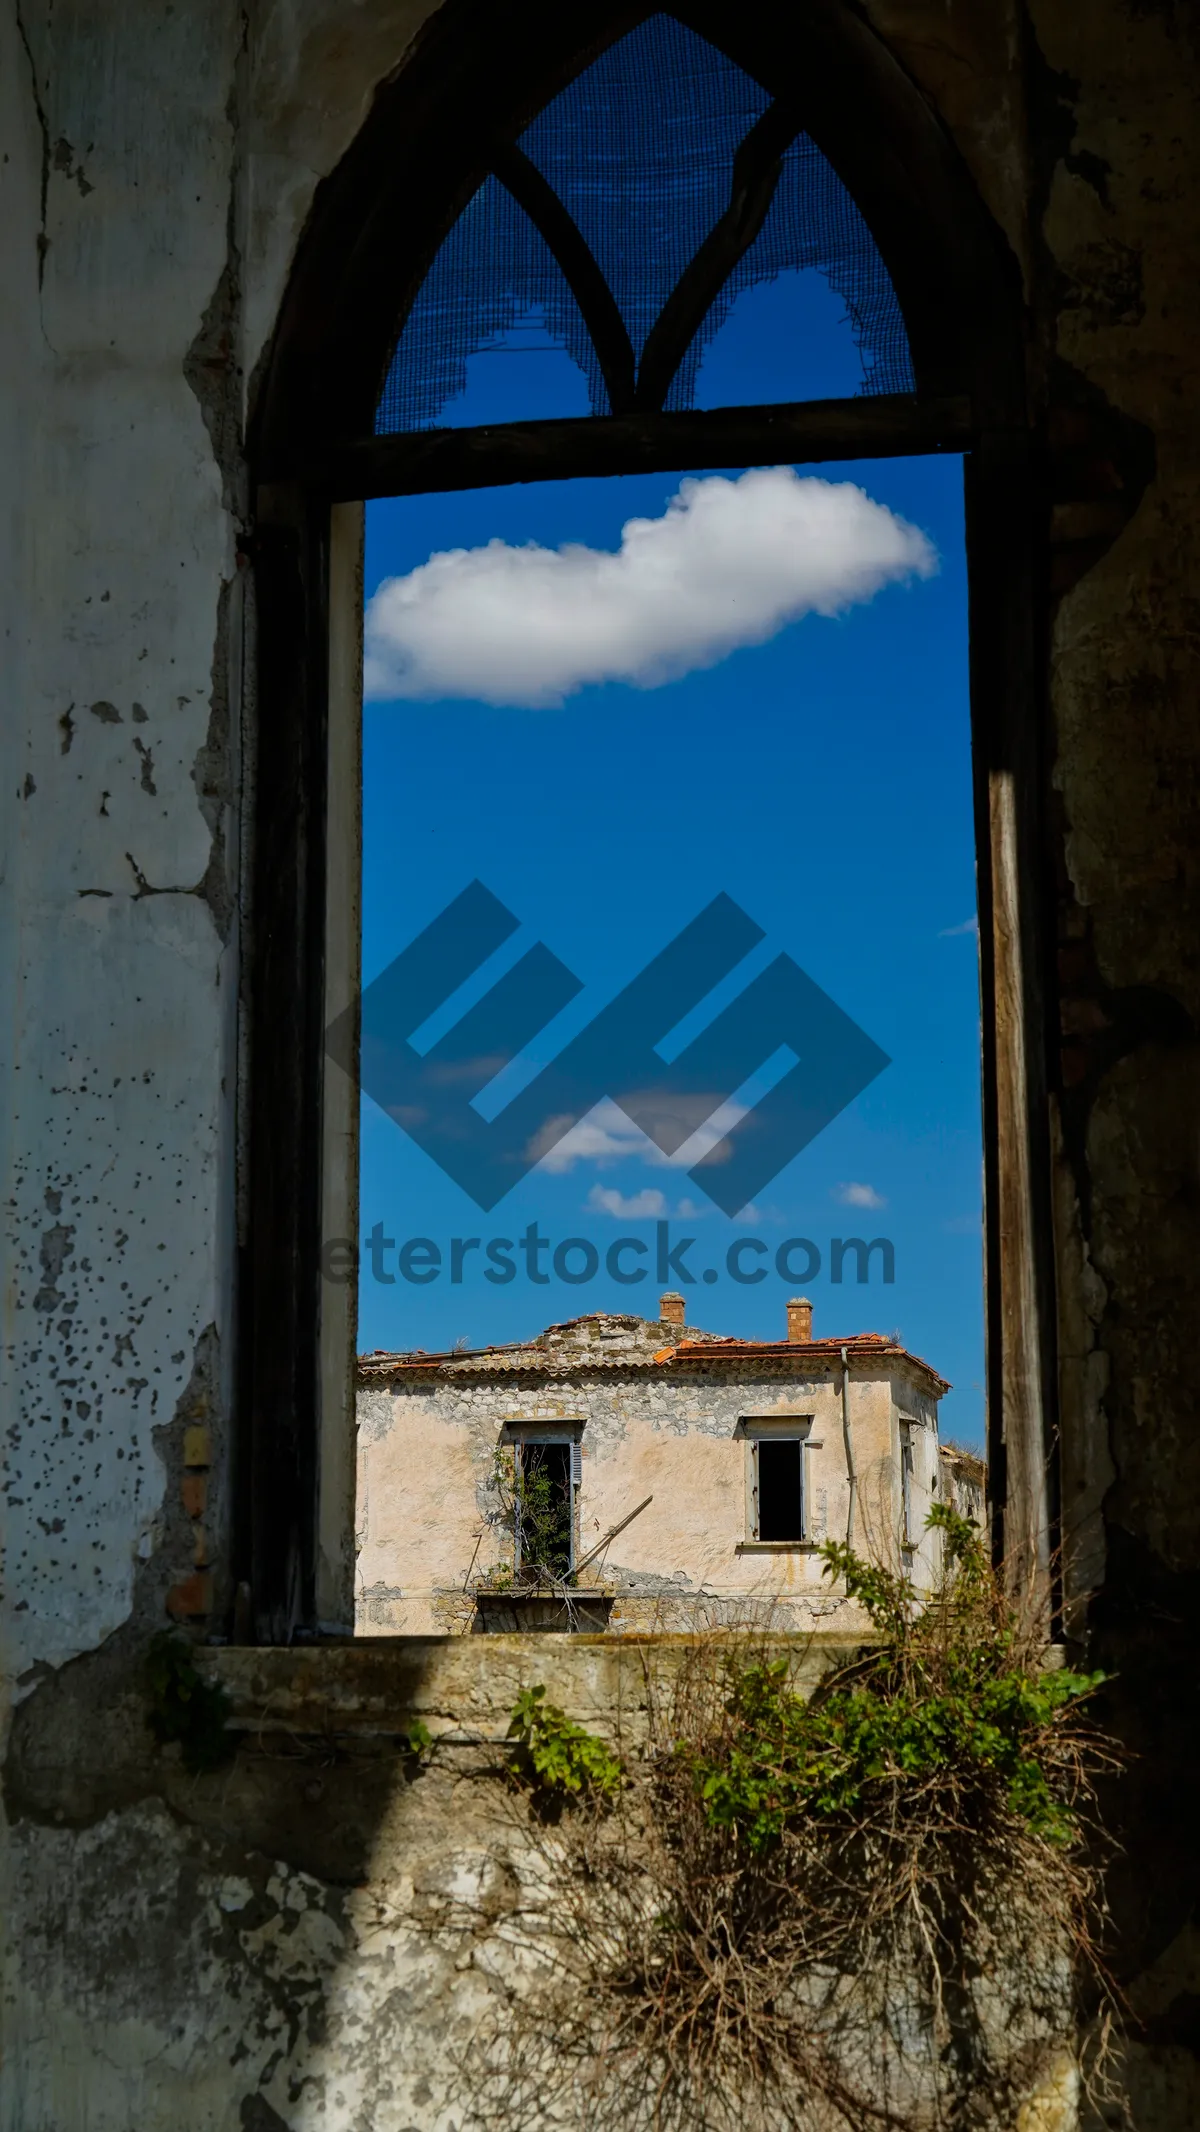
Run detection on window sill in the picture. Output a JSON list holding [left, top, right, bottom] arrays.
[[735, 1540, 819, 1554]]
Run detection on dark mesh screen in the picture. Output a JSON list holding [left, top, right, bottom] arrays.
[[376, 174, 599, 439], [698, 134, 914, 408], [375, 12, 913, 435]]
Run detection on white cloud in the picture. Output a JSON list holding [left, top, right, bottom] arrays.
[[364, 468, 938, 708], [586, 1185, 745, 1222], [939, 916, 979, 938], [529, 1101, 669, 1174], [587, 1185, 669, 1219], [530, 1095, 759, 1180], [833, 1182, 887, 1210]]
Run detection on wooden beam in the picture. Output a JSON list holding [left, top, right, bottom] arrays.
[[967, 429, 1058, 1630], [296, 395, 973, 501], [491, 143, 637, 416], [242, 482, 330, 1642], [635, 100, 800, 413]]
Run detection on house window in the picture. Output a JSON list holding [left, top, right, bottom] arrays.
[[742, 1419, 816, 1546], [900, 1420, 916, 1549], [757, 1438, 806, 1544], [506, 1433, 580, 1578]]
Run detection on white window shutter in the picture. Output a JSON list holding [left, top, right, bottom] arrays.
[[570, 1438, 582, 1488]]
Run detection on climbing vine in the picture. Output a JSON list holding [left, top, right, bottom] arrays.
[[508, 1683, 623, 1807], [144, 1631, 235, 1776], [476, 1444, 573, 1592]]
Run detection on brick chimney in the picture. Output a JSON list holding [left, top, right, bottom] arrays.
[[659, 1291, 686, 1328], [787, 1296, 813, 1343]]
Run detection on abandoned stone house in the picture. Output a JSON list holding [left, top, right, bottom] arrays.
[[357, 1296, 977, 1634], [3, 0, 1199, 2126]]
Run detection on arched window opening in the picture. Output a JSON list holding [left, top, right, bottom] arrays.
[[375, 14, 912, 437], [247, 1, 1052, 1651]]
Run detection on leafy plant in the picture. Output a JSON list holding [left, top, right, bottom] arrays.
[[144, 1630, 235, 1775], [507, 1683, 623, 1806], [474, 1559, 515, 1594], [481, 1444, 573, 1590], [460, 1507, 1121, 2132], [687, 1505, 1104, 1853]]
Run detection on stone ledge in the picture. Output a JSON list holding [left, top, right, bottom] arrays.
[[200, 1631, 869, 1746]]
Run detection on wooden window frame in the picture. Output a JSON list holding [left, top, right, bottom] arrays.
[[515, 1439, 578, 1578], [499, 1421, 584, 1577], [899, 1419, 916, 1552], [741, 1419, 819, 1551], [239, 0, 1057, 1643]]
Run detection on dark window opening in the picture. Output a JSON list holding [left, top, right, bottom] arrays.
[[900, 1423, 915, 1549], [518, 1440, 574, 1577], [756, 1438, 805, 1544]]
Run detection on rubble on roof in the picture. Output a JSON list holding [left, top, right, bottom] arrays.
[[358, 1310, 950, 1396]]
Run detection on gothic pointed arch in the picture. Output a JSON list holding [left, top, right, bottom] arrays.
[[243, 0, 1048, 1644]]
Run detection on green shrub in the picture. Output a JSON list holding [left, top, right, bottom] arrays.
[[508, 1683, 623, 1805], [466, 1506, 1118, 2132], [687, 1506, 1103, 1853], [144, 1630, 235, 1775]]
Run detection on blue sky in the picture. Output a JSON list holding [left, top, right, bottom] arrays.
[[357, 272, 984, 1445]]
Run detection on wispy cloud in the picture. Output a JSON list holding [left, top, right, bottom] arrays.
[[587, 1185, 669, 1220], [530, 1100, 669, 1174], [939, 916, 979, 938], [530, 1097, 751, 1178], [364, 468, 938, 708], [833, 1182, 887, 1210], [584, 1184, 754, 1224], [943, 1212, 983, 1235]]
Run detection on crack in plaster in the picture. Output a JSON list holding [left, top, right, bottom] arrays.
[[12, 0, 49, 292]]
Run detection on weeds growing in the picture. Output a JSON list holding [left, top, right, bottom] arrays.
[[454, 1508, 1121, 2132]]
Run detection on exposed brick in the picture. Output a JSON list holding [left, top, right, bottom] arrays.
[[180, 1473, 207, 1520], [182, 1425, 211, 1469], [166, 1572, 212, 1621]]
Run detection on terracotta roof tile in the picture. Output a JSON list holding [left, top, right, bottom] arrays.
[[357, 1312, 950, 1396]]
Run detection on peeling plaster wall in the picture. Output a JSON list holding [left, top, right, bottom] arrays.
[[0, 0, 448, 1689], [0, 0, 245, 1682], [2, 0, 1199, 2124], [0, 3, 48, 1695], [0, 1634, 1077, 2132]]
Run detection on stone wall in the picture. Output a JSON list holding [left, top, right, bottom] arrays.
[[2, 0, 1199, 2124], [938, 1447, 987, 1534], [2, 1633, 1072, 2131]]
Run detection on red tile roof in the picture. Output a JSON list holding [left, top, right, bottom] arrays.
[[357, 1314, 949, 1396]]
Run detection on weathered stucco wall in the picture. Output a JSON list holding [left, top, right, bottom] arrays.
[[2, 0, 1199, 2124], [0, 1633, 881, 2132], [0, 0, 448, 1694], [0, 0, 244, 1684]]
